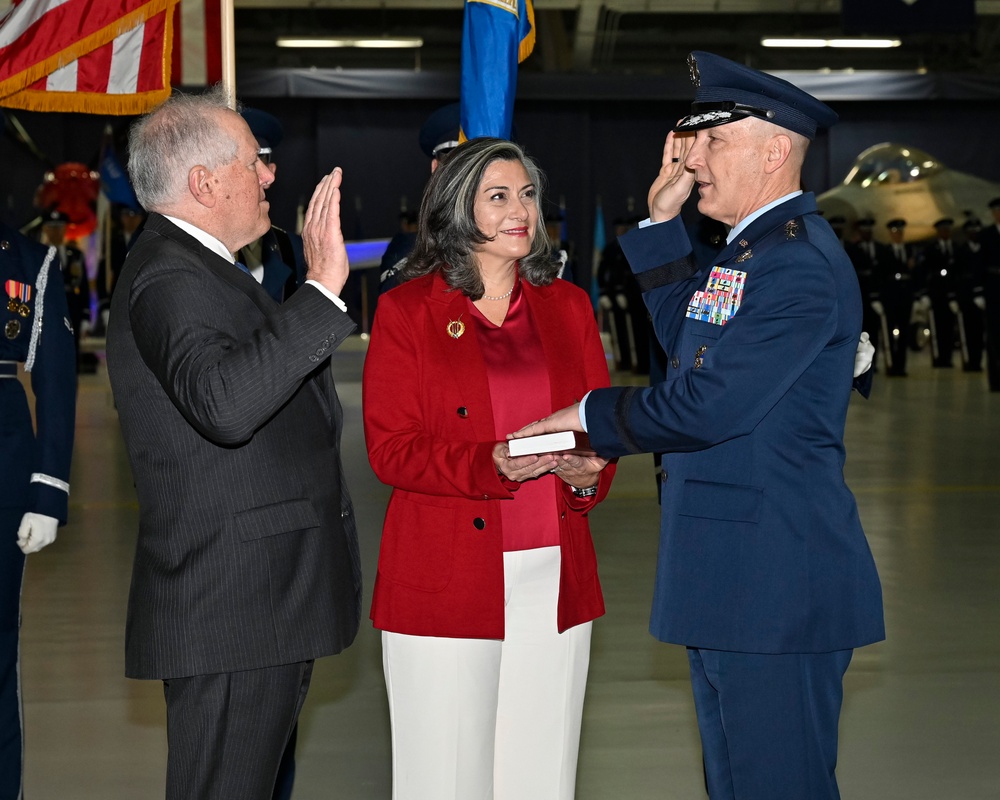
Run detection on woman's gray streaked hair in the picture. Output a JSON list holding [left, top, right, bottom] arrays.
[[402, 137, 558, 296], [128, 85, 240, 211]]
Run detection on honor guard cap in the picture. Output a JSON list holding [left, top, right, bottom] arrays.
[[963, 218, 982, 231], [675, 51, 839, 140], [856, 216, 875, 229], [419, 103, 461, 159], [886, 218, 907, 230], [989, 197, 1000, 209], [241, 108, 284, 148], [934, 217, 954, 229]]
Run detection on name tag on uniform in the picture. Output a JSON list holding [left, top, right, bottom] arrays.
[[686, 266, 747, 325]]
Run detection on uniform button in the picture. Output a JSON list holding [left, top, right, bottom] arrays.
[[660, 470, 668, 483], [671, 356, 680, 369], [473, 517, 486, 530], [341, 509, 351, 518], [457, 407, 468, 417], [0, 240, 9, 250]]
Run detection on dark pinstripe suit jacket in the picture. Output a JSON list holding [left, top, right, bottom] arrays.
[[107, 214, 361, 680]]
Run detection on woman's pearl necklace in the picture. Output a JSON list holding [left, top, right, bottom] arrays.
[[482, 285, 514, 301]]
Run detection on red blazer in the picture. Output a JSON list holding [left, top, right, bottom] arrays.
[[363, 272, 616, 638]]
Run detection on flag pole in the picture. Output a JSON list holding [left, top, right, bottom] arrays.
[[221, 0, 236, 109]]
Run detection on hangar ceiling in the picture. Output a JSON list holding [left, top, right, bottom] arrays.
[[233, 0, 1000, 74]]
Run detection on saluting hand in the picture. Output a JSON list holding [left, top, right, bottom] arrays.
[[303, 167, 350, 296], [648, 131, 696, 223]]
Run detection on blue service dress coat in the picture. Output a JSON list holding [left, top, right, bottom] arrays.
[[106, 214, 362, 681], [1, 222, 76, 797], [585, 193, 885, 654]]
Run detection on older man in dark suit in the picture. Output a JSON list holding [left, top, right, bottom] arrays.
[[106, 87, 362, 800], [514, 51, 884, 800]]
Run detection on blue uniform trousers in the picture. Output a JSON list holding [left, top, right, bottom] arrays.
[[1, 509, 26, 800], [688, 647, 853, 800]]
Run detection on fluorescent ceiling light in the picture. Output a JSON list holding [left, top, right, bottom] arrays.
[[761, 37, 901, 49], [276, 36, 423, 49]]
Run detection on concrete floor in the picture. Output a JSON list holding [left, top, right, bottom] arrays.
[[18, 338, 1000, 799]]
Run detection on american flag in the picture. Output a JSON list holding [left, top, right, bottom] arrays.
[[0, 0, 223, 115]]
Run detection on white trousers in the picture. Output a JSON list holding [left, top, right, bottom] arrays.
[[382, 545, 593, 800]]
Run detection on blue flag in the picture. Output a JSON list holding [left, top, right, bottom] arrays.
[[100, 145, 140, 211], [591, 197, 606, 310], [459, 0, 535, 141]]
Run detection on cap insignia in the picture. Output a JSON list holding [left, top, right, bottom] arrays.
[[687, 53, 701, 87]]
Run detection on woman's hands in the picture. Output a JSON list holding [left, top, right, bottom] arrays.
[[492, 443, 608, 490]]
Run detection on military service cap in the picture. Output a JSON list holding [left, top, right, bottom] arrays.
[[676, 51, 838, 140], [419, 103, 461, 160], [240, 108, 284, 149]]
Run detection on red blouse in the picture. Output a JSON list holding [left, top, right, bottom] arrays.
[[468, 278, 560, 551]]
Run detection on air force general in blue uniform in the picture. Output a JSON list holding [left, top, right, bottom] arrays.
[[513, 52, 884, 799], [1, 222, 76, 799]]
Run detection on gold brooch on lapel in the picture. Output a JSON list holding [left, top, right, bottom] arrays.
[[736, 249, 753, 264], [784, 220, 799, 239], [446, 316, 466, 339]]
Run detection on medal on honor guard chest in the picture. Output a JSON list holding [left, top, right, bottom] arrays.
[[5, 280, 31, 318], [5, 319, 20, 339]]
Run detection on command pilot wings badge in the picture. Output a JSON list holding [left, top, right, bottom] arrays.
[[686, 266, 747, 326]]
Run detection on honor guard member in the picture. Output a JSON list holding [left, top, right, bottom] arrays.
[[40, 209, 92, 373], [379, 103, 462, 296], [978, 197, 1000, 390], [879, 218, 918, 376], [955, 218, 986, 372], [921, 217, 959, 367], [238, 106, 309, 800], [512, 51, 884, 800], [237, 108, 306, 304], [1, 221, 76, 799], [844, 217, 883, 372]]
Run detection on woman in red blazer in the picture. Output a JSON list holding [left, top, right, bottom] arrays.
[[363, 138, 615, 800]]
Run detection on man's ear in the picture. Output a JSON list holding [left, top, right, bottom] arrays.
[[188, 165, 216, 208], [763, 134, 793, 175]]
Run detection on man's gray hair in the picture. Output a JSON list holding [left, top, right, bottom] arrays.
[[128, 85, 240, 210]]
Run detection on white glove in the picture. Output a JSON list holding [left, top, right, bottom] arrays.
[[920, 295, 932, 311], [598, 294, 613, 311], [948, 300, 960, 315], [854, 332, 875, 378], [871, 300, 884, 316], [17, 513, 58, 554], [974, 296, 986, 311], [615, 293, 628, 310]]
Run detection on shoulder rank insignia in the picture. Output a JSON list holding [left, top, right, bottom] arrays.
[[785, 220, 799, 239]]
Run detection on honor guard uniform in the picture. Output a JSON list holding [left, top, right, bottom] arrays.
[[237, 108, 306, 305], [979, 198, 1000, 390], [844, 217, 883, 372], [955, 219, 986, 372], [921, 218, 959, 367], [878, 218, 917, 376], [1, 222, 76, 798]]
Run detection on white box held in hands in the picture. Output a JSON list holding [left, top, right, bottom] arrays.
[[507, 431, 595, 457]]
